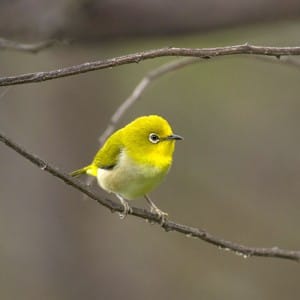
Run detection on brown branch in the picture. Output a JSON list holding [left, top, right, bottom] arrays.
[[255, 56, 300, 70], [0, 38, 56, 53], [0, 130, 299, 262], [1, 43, 300, 86], [99, 54, 300, 145], [99, 57, 200, 144], [0, 87, 11, 101]]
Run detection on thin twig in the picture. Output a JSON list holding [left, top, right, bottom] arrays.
[[99, 57, 201, 144], [0, 87, 11, 101], [0, 38, 56, 53], [255, 56, 300, 70], [0, 131, 299, 262], [99, 54, 300, 145], [1, 44, 300, 86]]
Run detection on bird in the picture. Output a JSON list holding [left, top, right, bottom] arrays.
[[70, 115, 183, 219]]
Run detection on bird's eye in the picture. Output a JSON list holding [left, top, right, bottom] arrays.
[[149, 133, 160, 144]]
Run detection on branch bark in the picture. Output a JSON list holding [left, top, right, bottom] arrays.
[[1, 44, 300, 86], [0, 131, 299, 262]]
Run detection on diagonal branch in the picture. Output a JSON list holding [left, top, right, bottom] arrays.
[[0, 37, 56, 53], [1, 44, 300, 86], [0, 87, 11, 101], [99, 54, 300, 145], [98, 53, 300, 149], [0, 131, 299, 262], [255, 56, 300, 70], [99, 57, 201, 144]]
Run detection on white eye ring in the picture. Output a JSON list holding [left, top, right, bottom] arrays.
[[149, 133, 160, 144]]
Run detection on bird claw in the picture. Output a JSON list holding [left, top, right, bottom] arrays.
[[116, 194, 132, 219], [144, 194, 168, 225], [150, 206, 168, 224]]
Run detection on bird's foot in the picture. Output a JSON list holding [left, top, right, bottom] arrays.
[[116, 194, 132, 219], [150, 206, 168, 224], [145, 195, 168, 225]]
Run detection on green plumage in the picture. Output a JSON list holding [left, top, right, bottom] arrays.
[[92, 130, 122, 170], [70, 129, 123, 178], [70, 166, 89, 177], [70, 115, 182, 218], [70, 115, 182, 198]]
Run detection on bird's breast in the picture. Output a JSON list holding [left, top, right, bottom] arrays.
[[97, 150, 170, 200]]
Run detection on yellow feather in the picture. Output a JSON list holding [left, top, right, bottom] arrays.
[[70, 115, 182, 201], [70, 164, 98, 177]]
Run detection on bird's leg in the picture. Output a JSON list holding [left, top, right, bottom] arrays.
[[116, 194, 132, 219], [144, 194, 168, 223]]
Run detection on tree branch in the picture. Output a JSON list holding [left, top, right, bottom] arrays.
[[99, 57, 200, 144], [0, 38, 56, 53], [0, 131, 299, 262], [1, 43, 300, 86], [0, 87, 11, 101], [255, 56, 300, 70], [100, 54, 300, 145]]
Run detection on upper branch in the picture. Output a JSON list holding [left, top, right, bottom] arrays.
[[0, 130, 299, 262], [1, 44, 300, 86]]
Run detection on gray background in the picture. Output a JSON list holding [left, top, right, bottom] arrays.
[[0, 2, 300, 299]]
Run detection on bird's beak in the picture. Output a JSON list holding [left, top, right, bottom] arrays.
[[166, 134, 184, 141]]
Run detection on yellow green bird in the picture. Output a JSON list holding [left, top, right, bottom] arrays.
[[70, 115, 183, 219]]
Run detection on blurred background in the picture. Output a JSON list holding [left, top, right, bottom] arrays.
[[1, 1, 300, 299]]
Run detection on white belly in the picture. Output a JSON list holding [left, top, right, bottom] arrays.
[[97, 151, 169, 200]]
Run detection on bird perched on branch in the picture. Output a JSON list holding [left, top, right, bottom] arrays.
[[70, 115, 183, 220]]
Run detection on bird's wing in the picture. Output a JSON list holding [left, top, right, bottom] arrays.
[[92, 131, 122, 170]]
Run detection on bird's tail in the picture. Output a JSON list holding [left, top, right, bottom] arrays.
[[70, 166, 89, 177], [70, 164, 98, 177]]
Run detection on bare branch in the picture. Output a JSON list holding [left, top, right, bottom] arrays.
[[255, 56, 300, 70], [99, 57, 200, 144], [1, 44, 300, 86], [99, 54, 300, 145], [0, 38, 57, 53], [0, 87, 11, 101], [0, 131, 299, 262]]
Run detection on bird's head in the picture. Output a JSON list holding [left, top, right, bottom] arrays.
[[121, 115, 183, 167]]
